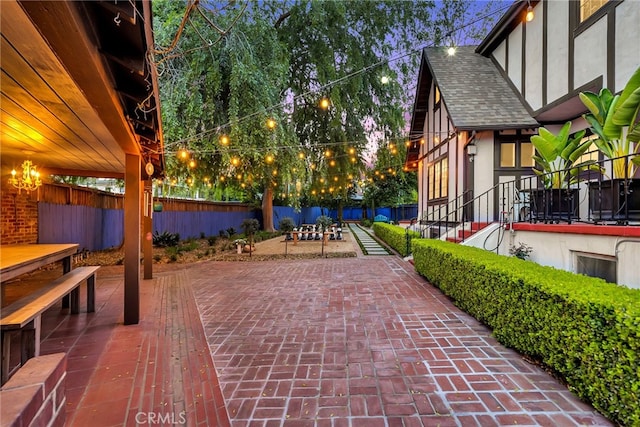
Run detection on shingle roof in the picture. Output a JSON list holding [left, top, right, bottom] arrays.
[[425, 46, 539, 130]]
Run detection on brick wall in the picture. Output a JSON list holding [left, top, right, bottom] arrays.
[[0, 353, 67, 427], [1, 185, 39, 245]]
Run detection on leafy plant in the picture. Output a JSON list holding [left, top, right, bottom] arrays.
[[509, 242, 533, 260], [278, 217, 295, 233], [207, 236, 219, 246], [580, 66, 640, 179], [315, 215, 333, 230], [233, 238, 247, 246], [530, 122, 597, 189], [226, 227, 236, 237], [241, 218, 260, 246], [373, 222, 419, 257], [152, 231, 180, 247]]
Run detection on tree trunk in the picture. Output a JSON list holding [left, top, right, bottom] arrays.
[[262, 186, 275, 231], [337, 199, 344, 226]]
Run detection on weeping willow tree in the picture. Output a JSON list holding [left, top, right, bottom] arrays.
[[153, 0, 499, 230]]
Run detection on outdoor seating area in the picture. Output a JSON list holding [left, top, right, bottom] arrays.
[[0, 244, 101, 385]]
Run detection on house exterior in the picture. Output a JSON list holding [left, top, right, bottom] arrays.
[[406, 0, 640, 288]]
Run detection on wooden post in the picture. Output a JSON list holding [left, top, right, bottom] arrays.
[[124, 154, 140, 325]]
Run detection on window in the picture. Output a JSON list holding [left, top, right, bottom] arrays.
[[500, 143, 516, 167], [575, 134, 600, 165], [428, 157, 448, 200], [580, 0, 608, 22], [434, 86, 441, 109], [520, 142, 535, 167], [576, 253, 616, 283], [497, 139, 537, 169]]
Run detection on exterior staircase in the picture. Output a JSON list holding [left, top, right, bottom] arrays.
[[445, 222, 490, 243]]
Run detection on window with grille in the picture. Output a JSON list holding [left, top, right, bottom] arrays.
[[428, 156, 448, 200], [580, 0, 608, 22]]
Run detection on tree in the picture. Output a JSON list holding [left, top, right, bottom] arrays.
[[152, 0, 501, 229]]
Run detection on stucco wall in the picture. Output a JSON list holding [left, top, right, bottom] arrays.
[[615, 1, 640, 91], [574, 18, 608, 89], [524, 1, 544, 110], [508, 25, 523, 93], [499, 229, 640, 289], [545, 1, 570, 103]]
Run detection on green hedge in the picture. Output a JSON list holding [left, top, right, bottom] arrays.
[[372, 222, 420, 257], [412, 238, 640, 426]]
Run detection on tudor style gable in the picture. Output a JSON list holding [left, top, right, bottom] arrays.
[[478, 0, 639, 123]]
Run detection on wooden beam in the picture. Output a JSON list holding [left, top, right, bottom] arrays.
[[19, 0, 142, 156], [124, 153, 140, 325]]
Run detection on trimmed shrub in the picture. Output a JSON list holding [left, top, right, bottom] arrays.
[[373, 222, 420, 257], [412, 238, 640, 426], [359, 218, 373, 227]]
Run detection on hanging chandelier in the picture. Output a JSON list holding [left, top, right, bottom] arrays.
[[9, 160, 42, 192]]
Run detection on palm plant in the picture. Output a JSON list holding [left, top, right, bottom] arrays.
[[579, 66, 640, 179], [530, 122, 597, 189]]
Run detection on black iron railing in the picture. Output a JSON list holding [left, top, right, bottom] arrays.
[[411, 153, 639, 248]]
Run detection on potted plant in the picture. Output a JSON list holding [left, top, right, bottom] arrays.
[[529, 122, 597, 222], [315, 215, 333, 233], [278, 217, 295, 241], [233, 238, 247, 254], [241, 218, 260, 254], [580, 65, 640, 221]]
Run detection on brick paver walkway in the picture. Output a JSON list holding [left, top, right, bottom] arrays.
[[39, 266, 230, 427], [190, 257, 611, 426]]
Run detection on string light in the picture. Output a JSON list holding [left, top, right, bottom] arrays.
[[266, 118, 277, 129], [525, 1, 534, 22], [219, 134, 229, 145], [155, 3, 512, 153], [319, 97, 330, 109]]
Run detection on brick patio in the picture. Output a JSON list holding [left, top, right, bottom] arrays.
[[33, 256, 613, 426]]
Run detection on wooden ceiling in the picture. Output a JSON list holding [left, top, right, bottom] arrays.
[[0, 0, 164, 180]]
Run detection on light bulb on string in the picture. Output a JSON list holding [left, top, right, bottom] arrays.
[[380, 76, 390, 84], [179, 149, 189, 159], [219, 135, 230, 146], [319, 97, 330, 110], [189, 159, 196, 168], [266, 118, 277, 130], [447, 46, 456, 56], [525, 2, 534, 22], [265, 154, 274, 164]]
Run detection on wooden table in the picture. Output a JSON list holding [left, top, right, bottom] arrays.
[[0, 244, 79, 304]]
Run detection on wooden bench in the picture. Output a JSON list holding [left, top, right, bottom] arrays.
[[1, 266, 99, 384]]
